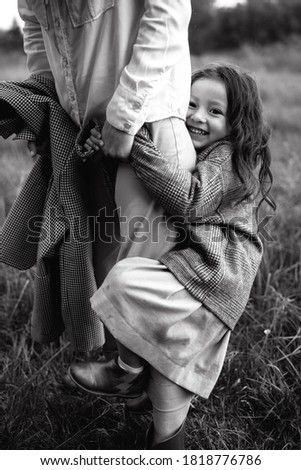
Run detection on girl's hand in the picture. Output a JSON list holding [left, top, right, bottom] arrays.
[[84, 127, 104, 152]]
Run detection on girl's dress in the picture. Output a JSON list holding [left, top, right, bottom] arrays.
[[91, 257, 230, 398]]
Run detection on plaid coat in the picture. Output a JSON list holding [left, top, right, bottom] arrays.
[[131, 132, 264, 329], [0, 75, 114, 351]]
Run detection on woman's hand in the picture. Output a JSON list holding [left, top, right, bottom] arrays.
[[101, 121, 134, 162]]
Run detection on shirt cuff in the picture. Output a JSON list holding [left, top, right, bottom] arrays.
[[106, 85, 148, 135]]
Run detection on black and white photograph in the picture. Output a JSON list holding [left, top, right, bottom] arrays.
[[0, 0, 300, 461]]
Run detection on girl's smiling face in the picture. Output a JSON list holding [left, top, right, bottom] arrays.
[[186, 77, 231, 151]]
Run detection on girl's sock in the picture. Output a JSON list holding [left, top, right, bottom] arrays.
[[117, 356, 144, 374], [147, 367, 193, 445], [117, 341, 145, 370]]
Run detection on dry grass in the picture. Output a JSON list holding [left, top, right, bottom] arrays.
[[1, 39, 301, 450]]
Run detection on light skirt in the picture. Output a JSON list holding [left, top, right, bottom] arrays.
[[91, 257, 231, 398]]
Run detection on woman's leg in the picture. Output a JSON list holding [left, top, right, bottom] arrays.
[[115, 118, 196, 261], [147, 367, 193, 446], [86, 157, 120, 351]]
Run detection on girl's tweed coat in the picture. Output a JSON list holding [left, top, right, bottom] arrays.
[[130, 130, 263, 329]]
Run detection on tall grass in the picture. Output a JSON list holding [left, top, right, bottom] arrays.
[[1, 39, 301, 450]]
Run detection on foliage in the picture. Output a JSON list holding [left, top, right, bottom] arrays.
[[189, 0, 301, 54], [0, 21, 23, 53], [2, 1, 301, 55]]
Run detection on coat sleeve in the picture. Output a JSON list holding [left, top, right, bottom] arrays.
[[106, 0, 191, 135], [130, 134, 228, 222], [18, 0, 54, 81]]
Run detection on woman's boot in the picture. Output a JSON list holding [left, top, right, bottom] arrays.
[[145, 421, 185, 450]]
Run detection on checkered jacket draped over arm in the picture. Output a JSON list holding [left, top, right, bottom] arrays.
[[0, 76, 112, 351]]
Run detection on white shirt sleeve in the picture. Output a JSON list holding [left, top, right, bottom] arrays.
[[18, 0, 54, 81], [106, 0, 191, 135]]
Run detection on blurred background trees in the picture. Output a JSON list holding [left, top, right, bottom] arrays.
[[0, 20, 23, 52], [0, 0, 301, 55], [189, 0, 301, 54]]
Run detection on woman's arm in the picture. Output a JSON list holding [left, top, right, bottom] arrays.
[[106, 0, 191, 136], [18, 0, 54, 81]]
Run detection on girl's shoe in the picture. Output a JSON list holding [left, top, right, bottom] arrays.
[[68, 355, 147, 398], [145, 421, 185, 450]]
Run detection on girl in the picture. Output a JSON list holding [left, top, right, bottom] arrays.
[[69, 64, 276, 449]]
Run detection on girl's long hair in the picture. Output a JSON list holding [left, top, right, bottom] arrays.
[[192, 64, 276, 210]]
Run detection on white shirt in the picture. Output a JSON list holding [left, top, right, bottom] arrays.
[[18, 0, 192, 133]]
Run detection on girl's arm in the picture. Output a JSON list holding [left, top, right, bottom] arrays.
[[130, 135, 231, 222]]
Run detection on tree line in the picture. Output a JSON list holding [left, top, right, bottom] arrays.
[[1, 0, 301, 54], [190, 0, 301, 54], [0, 21, 23, 52]]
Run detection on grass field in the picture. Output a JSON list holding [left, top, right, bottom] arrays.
[[1, 39, 301, 450]]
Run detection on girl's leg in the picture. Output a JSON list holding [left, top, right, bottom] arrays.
[[147, 367, 193, 446], [117, 341, 145, 370]]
